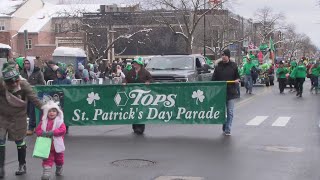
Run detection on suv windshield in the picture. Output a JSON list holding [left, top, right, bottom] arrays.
[[146, 56, 194, 70]]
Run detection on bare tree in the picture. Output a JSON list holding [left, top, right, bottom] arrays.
[[52, 4, 153, 62], [253, 7, 286, 44], [281, 25, 317, 61], [145, 0, 231, 54]]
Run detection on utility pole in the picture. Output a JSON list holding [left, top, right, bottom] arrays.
[[203, 0, 206, 56]]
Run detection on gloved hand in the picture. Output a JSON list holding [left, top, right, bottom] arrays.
[[41, 131, 53, 137]]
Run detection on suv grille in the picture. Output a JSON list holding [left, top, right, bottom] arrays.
[[153, 76, 175, 82]]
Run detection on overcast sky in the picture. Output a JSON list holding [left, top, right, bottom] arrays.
[[233, 0, 320, 48]]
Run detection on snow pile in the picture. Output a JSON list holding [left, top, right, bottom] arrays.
[[52, 47, 86, 57], [0, 0, 26, 17], [0, 43, 11, 49], [18, 3, 100, 33]]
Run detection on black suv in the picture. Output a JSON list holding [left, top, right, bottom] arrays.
[[145, 55, 213, 82]]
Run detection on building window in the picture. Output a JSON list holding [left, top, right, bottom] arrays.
[[55, 24, 62, 33], [25, 39, 32, 49], [0, 21, 5, 31], [71, 24, 79, 32]]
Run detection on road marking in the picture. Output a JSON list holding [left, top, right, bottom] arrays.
[[154, 176, 204, 180], [235, 87, 272, 109], [272, 117, 291, 127], [246, 116, 268, 126]]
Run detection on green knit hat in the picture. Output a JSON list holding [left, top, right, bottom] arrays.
[[133, 57, 144, 65], [2, 63, 20, 81], [15, 57, 24, 69]]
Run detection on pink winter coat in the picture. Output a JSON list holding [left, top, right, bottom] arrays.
[[35, 119, 66, 151]]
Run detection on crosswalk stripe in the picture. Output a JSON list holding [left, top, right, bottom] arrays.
[[272, 117, 291, 127], [246, 116, 268, 126]]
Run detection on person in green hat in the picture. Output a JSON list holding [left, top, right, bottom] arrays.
[[290, 61, 307, 97], [242, 57, 256, 94], [123, 57, 152, 135], [276, 61, 288, 93], [288, 60, 297, 92], [0, 63, 43, 178]]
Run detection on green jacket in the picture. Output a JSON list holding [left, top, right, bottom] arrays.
[[310, 65, 320, 76], [276, 67, 288, 78], [290, 65, 307, 79], [238, 67, 244, 76], [243, 62, 255, 75]]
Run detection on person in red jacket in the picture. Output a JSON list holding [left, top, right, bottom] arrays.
[[35, 101, 66, 180]]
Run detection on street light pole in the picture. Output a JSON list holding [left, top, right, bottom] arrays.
[[203, 0, 206, 56]]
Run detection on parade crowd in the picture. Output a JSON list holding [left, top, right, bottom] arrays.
[[0, 52, 318, 179], [0, 55, 151, 180]]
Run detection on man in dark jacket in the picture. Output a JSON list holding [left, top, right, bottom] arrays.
[[123, 58, 152, 135], [20, 57, 45, 135], [212, 49, 240, 136], [43, 60, 58, 82]]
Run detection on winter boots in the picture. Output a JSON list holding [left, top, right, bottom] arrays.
[[0, 146, 5, 179], [41, 167, 51, 180], [15, 145, 26, 176], [55, 165, 63, 176]]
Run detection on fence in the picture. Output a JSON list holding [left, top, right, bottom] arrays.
[[46, 77, 121, 85]]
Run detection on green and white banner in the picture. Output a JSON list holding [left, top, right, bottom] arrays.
[[35, 82, 226, 126]]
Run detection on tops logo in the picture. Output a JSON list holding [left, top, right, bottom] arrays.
[[114, 89, 177, 107]]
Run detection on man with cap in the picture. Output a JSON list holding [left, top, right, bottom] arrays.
[[123, 57, 152, 135], [212, 49, 240, 136], [0, 63, 43, 178]]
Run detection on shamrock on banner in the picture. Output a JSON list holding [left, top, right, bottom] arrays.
[[87, 92, 100, 107]]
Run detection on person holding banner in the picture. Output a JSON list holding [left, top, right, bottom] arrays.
[[35, 101, 66, 180], [0, 63, 43, 178], [123, 57, 152, 135], [212, 49, 240, 136]]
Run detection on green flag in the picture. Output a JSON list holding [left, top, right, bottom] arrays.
[[269, 37, 275, 51]]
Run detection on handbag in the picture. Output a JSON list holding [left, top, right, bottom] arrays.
[[32, 137, 52, 159]]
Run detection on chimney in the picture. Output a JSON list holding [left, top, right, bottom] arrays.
[[100, 5, 105, 13]]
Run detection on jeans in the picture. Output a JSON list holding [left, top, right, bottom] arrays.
[[278, 78, 286, 93], [236, 84, 240, 97], [244, 75, 253, 93], [27, 101, 36, 130], [311, 75, 319, 89], [223, 99, 235, 133]]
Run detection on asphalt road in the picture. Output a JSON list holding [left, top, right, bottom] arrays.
[[3, 80, 320, 180]]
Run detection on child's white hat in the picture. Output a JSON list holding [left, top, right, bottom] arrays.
[[41, 100, 64, 122]]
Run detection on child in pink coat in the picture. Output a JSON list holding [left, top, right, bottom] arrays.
[[35, 101, 66, 180]]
